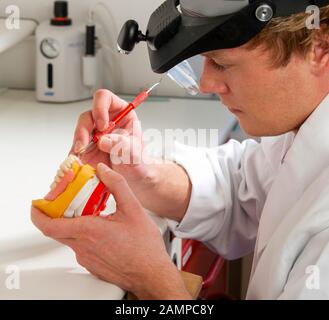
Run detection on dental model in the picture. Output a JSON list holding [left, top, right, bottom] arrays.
[[33, 155, 110, 219]]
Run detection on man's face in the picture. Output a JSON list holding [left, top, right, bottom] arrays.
[[200, 45, 316, 137]]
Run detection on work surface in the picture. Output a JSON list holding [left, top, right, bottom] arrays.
[[0, 89, 235, 299]]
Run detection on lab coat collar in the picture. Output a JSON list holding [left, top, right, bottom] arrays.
[[256, 93, 329, 256]]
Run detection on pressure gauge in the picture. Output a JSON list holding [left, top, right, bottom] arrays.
[[40, 38, 60, 59]]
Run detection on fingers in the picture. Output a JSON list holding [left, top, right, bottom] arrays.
[[97, 116, 142, 152], [72, 90, 137, 154], [31, 206, 88, 239], [92, 89, 128, 132], [96, 163, 142, 214], [75, 253, 125, 289], [72, 111, 94, 154], [98, 134, 123, 155], [54, 238, 77, 249], [98, 134, 143, 165]]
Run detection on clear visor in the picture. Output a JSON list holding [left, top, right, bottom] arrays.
[[166, 59, 200, 96]]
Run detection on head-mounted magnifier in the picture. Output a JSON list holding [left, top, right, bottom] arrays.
[[117, 0, 329, 95]]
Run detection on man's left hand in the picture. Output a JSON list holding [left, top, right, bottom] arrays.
[[31, 163, 191, 299]]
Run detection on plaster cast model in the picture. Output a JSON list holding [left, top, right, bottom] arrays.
[[33, 155, 110, 218]]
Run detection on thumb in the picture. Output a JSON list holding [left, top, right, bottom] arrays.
[[97, 163, 141, 214]]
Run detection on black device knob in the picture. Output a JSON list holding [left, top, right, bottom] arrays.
[[51, 1, 72, 26], [117, 20, 147, 54], [54, 1, 68, 17]]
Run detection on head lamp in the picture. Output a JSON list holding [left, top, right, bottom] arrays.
[[117, 0, 329, 94]]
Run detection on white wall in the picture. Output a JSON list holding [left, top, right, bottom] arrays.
[[0, 0, 194, 97]]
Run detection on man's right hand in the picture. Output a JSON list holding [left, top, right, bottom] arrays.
[[71, 89, 152, 185], [71, 89, 192, 222]]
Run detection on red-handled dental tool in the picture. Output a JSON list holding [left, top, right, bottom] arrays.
[[77, 81, 161, 157]]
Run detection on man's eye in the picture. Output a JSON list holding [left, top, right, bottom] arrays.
[[210, 59, 227, 71]]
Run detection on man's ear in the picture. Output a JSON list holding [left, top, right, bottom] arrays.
[[309, 25, 329, 75]]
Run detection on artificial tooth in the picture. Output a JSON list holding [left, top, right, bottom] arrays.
[[69, 154, 78, 162], [55, 176, 61, 183], [57, 169, 64, 177], [64, 158, 72, 168], [50, 182, 57, 190], [60, 163, 69, 172]]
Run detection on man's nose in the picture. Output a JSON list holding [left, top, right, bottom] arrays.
[[199, 73, 230, 95], [199, 61, 229, 95]]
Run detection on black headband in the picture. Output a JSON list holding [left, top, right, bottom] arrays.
[[118, 0, 329, 73]]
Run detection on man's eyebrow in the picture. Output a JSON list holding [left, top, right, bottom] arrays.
[[201, 52, 215, 58], [201, 51, 225, 60]]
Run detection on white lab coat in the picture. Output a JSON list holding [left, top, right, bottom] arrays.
[[167, 94, 329, 299]]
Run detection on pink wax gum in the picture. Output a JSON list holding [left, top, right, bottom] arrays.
[[44, 157, 84, 201], [45, 170, 75, 201]]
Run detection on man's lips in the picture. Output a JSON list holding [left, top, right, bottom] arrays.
[[219, 99, 243, 114], [228, 107, 243, 114]]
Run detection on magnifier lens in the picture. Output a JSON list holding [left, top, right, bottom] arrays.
[[166, 60, 200, 96]]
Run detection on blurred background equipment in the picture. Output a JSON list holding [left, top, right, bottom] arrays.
[[36, 1, 102, 102], [0, 0, 209, 98]]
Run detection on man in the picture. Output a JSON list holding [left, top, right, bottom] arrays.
[[32, 1, 329, 299]]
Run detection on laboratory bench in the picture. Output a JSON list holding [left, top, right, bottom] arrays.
[[0, 89, 236, 299]]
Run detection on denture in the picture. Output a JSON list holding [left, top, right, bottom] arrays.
[[32, 155, 110, 219]]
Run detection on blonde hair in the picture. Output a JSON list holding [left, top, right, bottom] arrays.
[[246, 5, 329, 67]]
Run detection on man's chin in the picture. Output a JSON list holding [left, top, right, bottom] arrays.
[[240, 122, 292, 137], [238, 121, 268, 137]]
